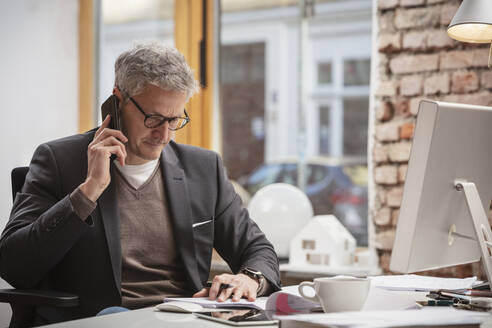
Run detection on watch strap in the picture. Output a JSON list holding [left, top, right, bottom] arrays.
[[240, 267, 265, 293]]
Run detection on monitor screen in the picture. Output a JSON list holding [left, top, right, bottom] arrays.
[[390, 100, 492, 276]]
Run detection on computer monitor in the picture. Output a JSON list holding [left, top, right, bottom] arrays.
[[390, 100, 492, 284]]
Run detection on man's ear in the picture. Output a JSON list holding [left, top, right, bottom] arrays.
[[113, 87, 123, 102]]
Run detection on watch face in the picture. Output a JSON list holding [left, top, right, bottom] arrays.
[[243, 268, 262, 278]]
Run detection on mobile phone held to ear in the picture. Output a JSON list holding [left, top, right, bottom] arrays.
[[101, 95, 121, 130]]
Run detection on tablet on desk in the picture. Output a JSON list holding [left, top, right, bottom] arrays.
[[194, 309, 278, 326]]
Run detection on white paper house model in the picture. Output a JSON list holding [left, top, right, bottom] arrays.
[[289, 215, 356, 267]]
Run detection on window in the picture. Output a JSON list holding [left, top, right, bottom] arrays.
[[343, 59, 370, 86], [302, 240, 316, 250], [221, 43, 266, 180], [343, 98, 369, 156], [220, 1, 372, 250], [319, 106, 331, 155], [318, 62, 332, 85], [312, 53, 370, 246]]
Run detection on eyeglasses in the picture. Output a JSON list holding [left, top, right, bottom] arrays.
[[128, 96, 190, 130]]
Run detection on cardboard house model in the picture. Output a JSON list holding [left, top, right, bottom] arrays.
[[289, 215, 356, 267]]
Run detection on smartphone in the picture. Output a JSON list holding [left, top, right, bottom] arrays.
[[194, 309, 278, 326], [101, 95, 121, 130]]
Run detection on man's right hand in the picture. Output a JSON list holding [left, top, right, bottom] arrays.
[[79, 115, 128, 202]]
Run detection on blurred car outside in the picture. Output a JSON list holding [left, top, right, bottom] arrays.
[[237, 157, 368, 246]]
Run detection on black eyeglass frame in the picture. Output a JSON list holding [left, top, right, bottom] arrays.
[[128, 96, 190, 130]]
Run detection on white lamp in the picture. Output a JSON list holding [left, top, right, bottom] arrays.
[[248, 183, 313, 259], [447, 0, 492, 66]]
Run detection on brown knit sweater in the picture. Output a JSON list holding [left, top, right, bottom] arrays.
[[115, 163, 190, 309]]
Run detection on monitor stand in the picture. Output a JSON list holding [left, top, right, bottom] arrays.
[[453, 181, 492, 287]]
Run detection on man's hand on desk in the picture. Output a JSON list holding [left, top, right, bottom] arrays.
[[192, 273, 259, 302]]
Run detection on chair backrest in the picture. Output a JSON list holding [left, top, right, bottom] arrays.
[[11, 167, 29, 202]]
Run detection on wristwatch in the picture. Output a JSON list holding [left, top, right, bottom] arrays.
[[240, 267, 265, 293]]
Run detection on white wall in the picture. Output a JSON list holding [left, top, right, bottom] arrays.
[[0, 0, 79, 325]]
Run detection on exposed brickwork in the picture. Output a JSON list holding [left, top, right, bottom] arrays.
[[451, 71, 479, 94], [440, 49, 489, 70], [399, 122, 414, 139], [409, 97, 425, 115], [376, 101, 394, 121], [398, 164, 408, 182], [374, 207, 392, 226], [373, 143, 389, 163], [374, 229, 395, 250], [375, 122, 400, 141], [394, 7, 440, 29], [373, 0, 492, 277], [390, 54, 439, 74], [400, 0, 425, 8], [427, 29, 455, 49], [442, 91, 492, 106], [387, 141, 412, 162], [440, 2, 459, 26], [376, 80, 399, 96], [378, 0, 399, 10], [391, 209, 400, 226], [379, 251, 392, 272], [392, 98, 410, 117], [481, 71, 492, 89], [386, 186, 403, 207], [400, 75, 422, 96], [378, 189, 387, 206], [374, 165, 398, 185], [424, 73, 449, 95], [378, 33, 401, 53], [402, 31, 426, 51]]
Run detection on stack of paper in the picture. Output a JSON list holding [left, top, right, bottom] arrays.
[[368, 274, 478, 291], [276, 307, 490, 328]]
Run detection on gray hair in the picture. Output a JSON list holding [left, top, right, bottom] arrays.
[[114, 42, 199, 101]]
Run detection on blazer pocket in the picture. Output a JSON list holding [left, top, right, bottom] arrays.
[[192, 219, 212, 228], [193, 218, 214, 250]]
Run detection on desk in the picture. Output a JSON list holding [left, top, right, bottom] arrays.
[[39, 307, 278, 328], [37, 306, 487, 328]]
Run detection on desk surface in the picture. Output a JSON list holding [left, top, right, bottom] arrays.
[[40, 307, 278, 328], [38, 306, 487, 328]]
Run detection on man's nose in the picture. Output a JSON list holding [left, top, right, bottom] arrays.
[[151, 121, 169, 138]]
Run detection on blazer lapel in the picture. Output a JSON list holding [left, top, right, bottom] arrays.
[[97, 163, 122, 294], [161, 145, 201, 291]]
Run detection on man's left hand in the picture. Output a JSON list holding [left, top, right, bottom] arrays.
[[192, 273, 259, 302]]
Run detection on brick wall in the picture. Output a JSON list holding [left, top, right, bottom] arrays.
[[373, 0, 492, 278]]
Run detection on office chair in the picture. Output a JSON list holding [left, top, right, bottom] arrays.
[[0, 167, 79, 328]]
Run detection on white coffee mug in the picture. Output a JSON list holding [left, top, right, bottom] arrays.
[[298, 276, 370, 313]]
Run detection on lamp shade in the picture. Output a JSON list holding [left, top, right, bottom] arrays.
[[447, 0, 492, 43]]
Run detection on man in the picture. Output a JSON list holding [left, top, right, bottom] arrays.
[[0, 42, 280, 324]]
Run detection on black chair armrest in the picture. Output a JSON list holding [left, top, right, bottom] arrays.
[[0, 289, 78, 307]]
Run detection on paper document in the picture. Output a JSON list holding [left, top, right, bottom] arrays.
[[369, 274, 477, 291], [163, 297, 267, 310], [362, 285, 420, 311], [276, 307, 490, 328], [165, 286, 319, 315], [265, 290, 321, 315]]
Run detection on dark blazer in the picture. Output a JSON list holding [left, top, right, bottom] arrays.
[[0, 129, 281, 324]]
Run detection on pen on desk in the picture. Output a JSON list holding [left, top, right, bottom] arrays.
[[205, 282, 233, 297]]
